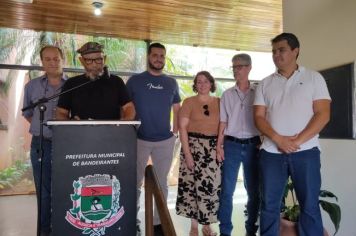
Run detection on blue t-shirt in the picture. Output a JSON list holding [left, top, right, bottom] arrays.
[[126, 71, 181, 141]]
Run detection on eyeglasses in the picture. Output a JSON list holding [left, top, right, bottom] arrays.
[[83, 57, 104, 64], [231, 64, 249, 70], [203, 104, 209, 116]]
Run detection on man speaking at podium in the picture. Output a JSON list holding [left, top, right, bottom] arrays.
[[56, 41, 135, 120]]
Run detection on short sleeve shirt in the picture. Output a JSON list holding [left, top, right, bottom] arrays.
[[254, 66, 331, 153], [220, 84, 260, 138], [179, 96, 219, 135], [126, 71, 181, 141], [57, 74, 131, 120], [22, 75, 66, 138]]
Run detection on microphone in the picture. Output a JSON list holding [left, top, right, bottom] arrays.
[[102, 66, 110, 79], [88, 66, 110, 81]]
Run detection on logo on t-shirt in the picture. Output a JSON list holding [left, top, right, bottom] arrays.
[[147, 83, 163, 90]]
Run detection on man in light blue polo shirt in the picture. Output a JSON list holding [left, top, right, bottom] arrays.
[[126, 42, 181, 236], [22, 45, 66, 236], [254, 33, 331, 236]]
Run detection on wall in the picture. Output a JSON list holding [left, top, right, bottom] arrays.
[[283, 0, 356, 235], [0, 49, 31, 170]]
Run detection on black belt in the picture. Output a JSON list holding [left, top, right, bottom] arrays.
[[188, 132, 217, 139], [225, 135, 260, 145]]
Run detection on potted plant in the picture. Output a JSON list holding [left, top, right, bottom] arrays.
[[280, 179, 341, 236]]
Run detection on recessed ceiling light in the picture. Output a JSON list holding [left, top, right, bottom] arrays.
[[92, 2, 104, 16]]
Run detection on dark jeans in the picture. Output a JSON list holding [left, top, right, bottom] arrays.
[[259, 147, 323, 236], [218, 139, 260, 235], [30, 136, 52, 233]]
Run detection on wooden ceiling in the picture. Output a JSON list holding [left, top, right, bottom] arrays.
[[0, 0, 282, 52]]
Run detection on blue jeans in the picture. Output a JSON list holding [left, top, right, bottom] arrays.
[[259, 147, 323, 236], [218, 139, 260, 235], [30, 136, 52, 233]]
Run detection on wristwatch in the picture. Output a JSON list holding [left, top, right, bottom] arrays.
[[173, 133, 179, 138]]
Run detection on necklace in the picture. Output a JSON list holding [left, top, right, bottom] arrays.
[[236, 89, 249, 109]]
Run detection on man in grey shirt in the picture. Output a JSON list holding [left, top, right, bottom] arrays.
[[217, 53, 261, 236], [22, 45, 66, 236]]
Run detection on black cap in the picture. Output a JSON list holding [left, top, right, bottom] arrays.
[[77, 42, 104, 55]]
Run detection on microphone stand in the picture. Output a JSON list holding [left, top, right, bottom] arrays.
[[21, 74, 104, 236]]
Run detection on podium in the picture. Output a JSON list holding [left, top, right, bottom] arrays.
[[47, 121, 140, 236]]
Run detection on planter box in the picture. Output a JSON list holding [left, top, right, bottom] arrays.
[[280, 218, 329, 236]]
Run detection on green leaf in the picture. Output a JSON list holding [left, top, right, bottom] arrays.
[[284, 205, 300, 222], [319, 200, 341, 236], [281, 179, 342, 236], [283, 182, 290, 200], [320, 190, 338, 201]]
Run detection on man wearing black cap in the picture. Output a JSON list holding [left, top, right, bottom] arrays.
[[56, 42, 135, 120]]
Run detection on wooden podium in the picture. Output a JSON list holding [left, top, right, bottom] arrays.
[[47, 121, 140, 236]]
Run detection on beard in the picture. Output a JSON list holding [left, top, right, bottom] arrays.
[[85, 67, 103, 80], [148, 61, 164, 71]]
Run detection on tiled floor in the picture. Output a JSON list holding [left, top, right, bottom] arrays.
[[0, 182, 249, 236]]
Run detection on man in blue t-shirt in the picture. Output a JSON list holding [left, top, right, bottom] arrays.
[[126, 42, 181, 236]]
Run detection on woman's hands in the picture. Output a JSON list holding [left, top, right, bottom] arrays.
[[184, 153, 195, 170]]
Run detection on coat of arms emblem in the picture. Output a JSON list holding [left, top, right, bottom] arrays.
[[66, 174, 124, 236]]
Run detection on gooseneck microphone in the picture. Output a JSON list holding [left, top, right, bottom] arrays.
[[102, 65, 110, 79], [89, 66, 110, 81]]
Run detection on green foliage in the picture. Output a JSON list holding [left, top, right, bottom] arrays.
[[0, 160, 30, 189], [283, 204, 300, 222], [165, 56, 190, 76], [215, 80, 234, 97], [1, 27, 238, 102], [1, 28, 147, 75], [282, 179, 341, 235], [31, 31, 82, 69], [177, 80, 194, 100], [0, 28, 40, 95], [319, 190, 341, 235], [95, 37, 146, 72], [0, 79, 12, 96], [0, 167, 20, 189]]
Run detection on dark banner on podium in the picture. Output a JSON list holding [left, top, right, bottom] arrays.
[[48, 121, 140, 236]]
